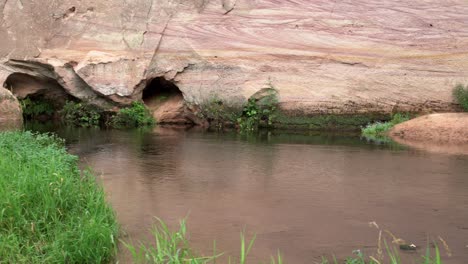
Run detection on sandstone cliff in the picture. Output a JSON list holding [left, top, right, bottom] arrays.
[[1, 0, 467, 121]]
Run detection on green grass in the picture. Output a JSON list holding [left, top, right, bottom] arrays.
[[361, 113, 410, 138], [453, 84, 468, 111], [123, 218, 283, 264], [0, 131, 118, 263]]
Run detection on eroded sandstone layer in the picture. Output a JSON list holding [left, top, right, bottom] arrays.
[[1, 0, 467, 117]]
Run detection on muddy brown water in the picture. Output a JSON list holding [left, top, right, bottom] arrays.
[[27, 124, 468, 263]]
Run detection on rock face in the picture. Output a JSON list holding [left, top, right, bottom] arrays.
[[1, 0, 468, 119], [146, 94, 201, 125], [0, 87, 22, 129], [390, 113, 468, 155]]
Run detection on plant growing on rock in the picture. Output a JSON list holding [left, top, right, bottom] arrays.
[[61, 101, 102, 127], [453, 84, 468, 111], [110, 101, 155, 128], [237, 84, 279, 132], [198, 97, 241, 129]]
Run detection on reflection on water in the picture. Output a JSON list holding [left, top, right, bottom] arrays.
[[27, 123, 468, 263]]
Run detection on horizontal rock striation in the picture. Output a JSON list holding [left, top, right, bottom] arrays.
[[1, 0, 468, 119]]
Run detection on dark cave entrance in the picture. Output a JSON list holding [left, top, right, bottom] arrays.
[[142, 77, 183, 105], [4, 73, 72, 121], [142, 77, 196, 125]]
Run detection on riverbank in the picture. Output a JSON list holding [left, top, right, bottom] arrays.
[[389, 113, 468, 155], [1, 128, 464, 263], [0, 131, 118, 263]]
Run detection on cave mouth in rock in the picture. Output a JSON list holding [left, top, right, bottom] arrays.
[[142, 77, 196, 125], [142, 77, 183, 106], [4, 73, 73, 120]]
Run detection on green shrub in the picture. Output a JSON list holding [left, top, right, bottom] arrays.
[[20, 97, 55, 119], [237, 85, 279, 132], [453, 84, 468, 111], [61, 101, 102, 127], [362, 113, 410, 138], [198, 97, 241, 129], [111, 101, 155, 128], [0, 131, 118, 263]]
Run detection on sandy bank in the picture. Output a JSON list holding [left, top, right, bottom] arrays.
[[389, 113, 468, 155]]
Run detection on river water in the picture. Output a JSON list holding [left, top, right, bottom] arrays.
[[28, 124, 468, 263]]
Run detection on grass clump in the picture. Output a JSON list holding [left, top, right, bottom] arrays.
[[123, 218, 219, 264], [0, 131, 118, 263], [110, 101, 155, 128], [61, 101, 102, 127], [123, 218, 283, 264], [453, 84, 468, 111], [361, 113, 410, 138]]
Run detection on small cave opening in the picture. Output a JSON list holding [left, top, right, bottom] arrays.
[[142, 77, 196, 125], [3, 73, 73, 121], [142, 77, 183, 106]]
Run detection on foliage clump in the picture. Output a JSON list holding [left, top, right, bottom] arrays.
[[198, 97, 241, 129], [453, 84, 468, 111], [20, 97, 55, 119], [237, 85, 279, 132], [362, 113, 410, 138], [61, 101, 102, 127], [110, 101, 155, 128], [0, 131, 118, 263]]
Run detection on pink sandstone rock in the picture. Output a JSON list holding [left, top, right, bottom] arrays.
[[0, 0, 467, 117], [0, 87, 22, 129]]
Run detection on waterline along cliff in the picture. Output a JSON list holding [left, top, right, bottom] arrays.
[[1, 0, 467, 127]]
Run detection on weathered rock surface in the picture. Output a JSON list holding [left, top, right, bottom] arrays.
[[1, 0, 468, 118], [390, 113, 468, 155], [0, 87, 22, 129], [146, 94, 201, 125]]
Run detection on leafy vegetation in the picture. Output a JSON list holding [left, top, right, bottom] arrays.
[[110, 101, 155, 128], [453, 84, 468, 111], [198, 97, 241, 130], [361, 113, 410, 138], [61, 101, 102, 127], [237, 86, 279, 132], [0, 131, 118, 263], [20, 97, 55, 119], [123, 218, 283, 264]]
